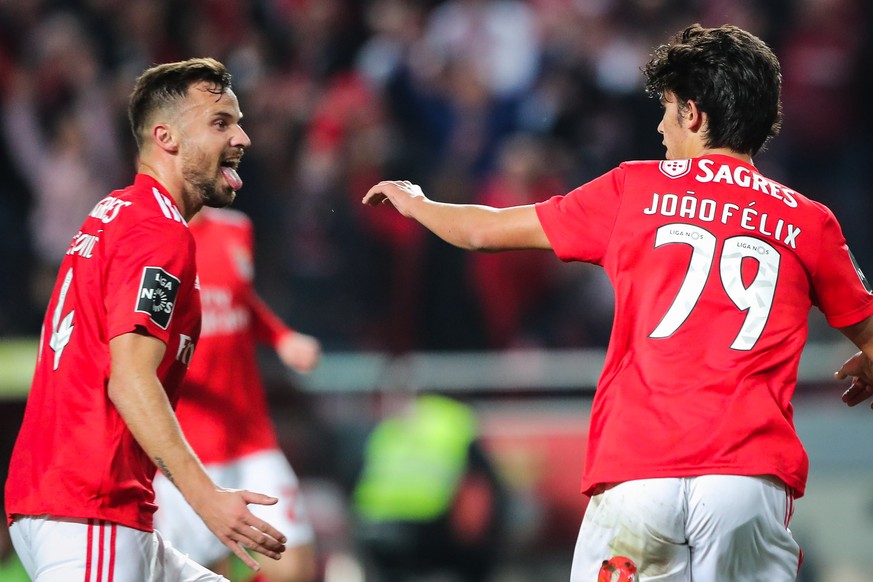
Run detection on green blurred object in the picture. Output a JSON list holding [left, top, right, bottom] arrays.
[[353, 394, 478, 522], [229, 555, 255, 581], [0, 338, 37, 400], [0, 552, 29, 582]]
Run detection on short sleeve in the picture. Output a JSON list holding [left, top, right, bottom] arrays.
[[535, 166, 625, 265], [812, 207, 873, 328], [105, 217, 196, 344]]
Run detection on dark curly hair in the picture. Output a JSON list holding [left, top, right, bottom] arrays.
[[643, 24, 782, 156], [127, 57, 232, 150]]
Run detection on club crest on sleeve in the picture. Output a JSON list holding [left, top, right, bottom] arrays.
[[659, 159, 692, 178], [136, 267, 180, 329]]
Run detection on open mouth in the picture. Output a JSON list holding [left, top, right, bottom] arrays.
[[220, 158, 243, 191]]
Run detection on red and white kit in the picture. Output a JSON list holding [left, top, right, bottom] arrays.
[[4, 175, 219, 580], [536, 155, 873, 579]]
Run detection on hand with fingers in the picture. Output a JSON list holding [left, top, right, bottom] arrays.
[[196, 487, 287, 571], [277, 331, 321, 374], [835, 351, 873, 408], [362, 180, 427, 218]]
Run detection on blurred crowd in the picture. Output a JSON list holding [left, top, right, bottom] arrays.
[[1, 0, 871, 352]]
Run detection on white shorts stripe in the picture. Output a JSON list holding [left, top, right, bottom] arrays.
[[86, 520, 117, 582]]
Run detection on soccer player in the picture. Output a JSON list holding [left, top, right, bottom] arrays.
[[4, 58, 287, 580], [154, 207, 320, 582], [362, 24, 873, 580]]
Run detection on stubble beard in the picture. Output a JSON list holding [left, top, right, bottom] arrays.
[[181, 154, 236, 209]]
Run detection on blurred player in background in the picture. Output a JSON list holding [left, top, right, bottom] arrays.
[[363, 24, 873, 581], [155, 207, 320, 582], [5, 58, 287, 580]]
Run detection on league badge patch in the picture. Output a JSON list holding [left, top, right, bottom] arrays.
[[659, 159, 692, 178], [136, 266, 181, 329]]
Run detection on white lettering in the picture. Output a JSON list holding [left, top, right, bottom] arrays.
[[177, 334, 195, 366], [66, 231, 99, 258], [89, 197, 132, 223], [642, 194, 801, 248], [694, 161, 799, 208]]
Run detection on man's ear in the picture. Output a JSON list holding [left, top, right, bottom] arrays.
[[685, 100, 706, 133], [153, 124, 179, 154]]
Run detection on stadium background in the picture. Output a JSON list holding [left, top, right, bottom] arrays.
[[1, 0, 873, 580]]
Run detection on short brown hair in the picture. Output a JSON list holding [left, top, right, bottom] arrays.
[[127, 57, 232, 150]]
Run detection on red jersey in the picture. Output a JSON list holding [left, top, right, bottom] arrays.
[[5, 174, 201, 531], [172, 208, 282, 464], [535, 155, 873, 497]]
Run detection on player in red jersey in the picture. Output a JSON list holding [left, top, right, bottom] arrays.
[[4, 58, 287, 580], [362, 24, 873, 580], [154, 207, 320, 582]]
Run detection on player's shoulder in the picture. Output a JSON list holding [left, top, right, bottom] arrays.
[[619, 158, 694, 179], [96, 176, 189, 228]]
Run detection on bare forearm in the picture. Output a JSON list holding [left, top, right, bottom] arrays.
[[406, 197, 507, 251], [363, 181, 551, 251], [107, 333, 213, 503], [108, 367, 213, 501]]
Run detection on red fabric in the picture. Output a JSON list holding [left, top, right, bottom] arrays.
[[469, 174, 563, 347], [535, 155, 873, 497], [172, 208, 281, 464], [5, 175, 201, 531]]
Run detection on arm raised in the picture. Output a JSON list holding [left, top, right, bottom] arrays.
[[363, 180, 552, 252]]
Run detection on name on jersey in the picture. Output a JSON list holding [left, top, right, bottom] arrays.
[[89, 196, 132, 223], [644, 192, 801, 248], [66, 231, 99, 258]]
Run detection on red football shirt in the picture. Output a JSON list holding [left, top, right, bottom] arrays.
[[172, 208, 281, 464], [5, 174, 201, 531], [536, 154, 873, 497]]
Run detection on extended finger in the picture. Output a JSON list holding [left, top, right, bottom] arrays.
[[842, 380, 873, 406], [228, 540, 261, 571], [245, 517, 287, 548], [236, 526, 285, 559]]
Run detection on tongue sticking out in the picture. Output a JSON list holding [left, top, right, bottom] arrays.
[[221, 166, 243, 191]]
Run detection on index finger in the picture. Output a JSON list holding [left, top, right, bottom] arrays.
[[362, 183, 390, 205]]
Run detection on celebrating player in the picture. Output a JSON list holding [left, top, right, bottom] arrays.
[[5, 58, 286, 580], [362, 24, 873, 580], [154, 207, 320, 582]]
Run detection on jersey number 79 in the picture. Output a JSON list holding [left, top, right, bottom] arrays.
[[649, 223, 780, 351]]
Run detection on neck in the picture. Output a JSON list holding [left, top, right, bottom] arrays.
[[698, 147, 753, 165], [137, 159, 202, 221]]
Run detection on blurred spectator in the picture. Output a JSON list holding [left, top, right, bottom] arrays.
[[1, 11, 124, 310], [352, 392, 508, 582], [776, 0, 872, 269], [468, 134, 565, 348], [0, 0, 872, 350]]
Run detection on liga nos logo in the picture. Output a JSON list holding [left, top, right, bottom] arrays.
[[136, 266, 181, 329], [659, 159, 692, 178]]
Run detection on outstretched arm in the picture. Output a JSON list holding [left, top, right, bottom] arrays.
[[362, 180, 552, 251], [836, 316, 873, 408], [108, 331, 287, 570]]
